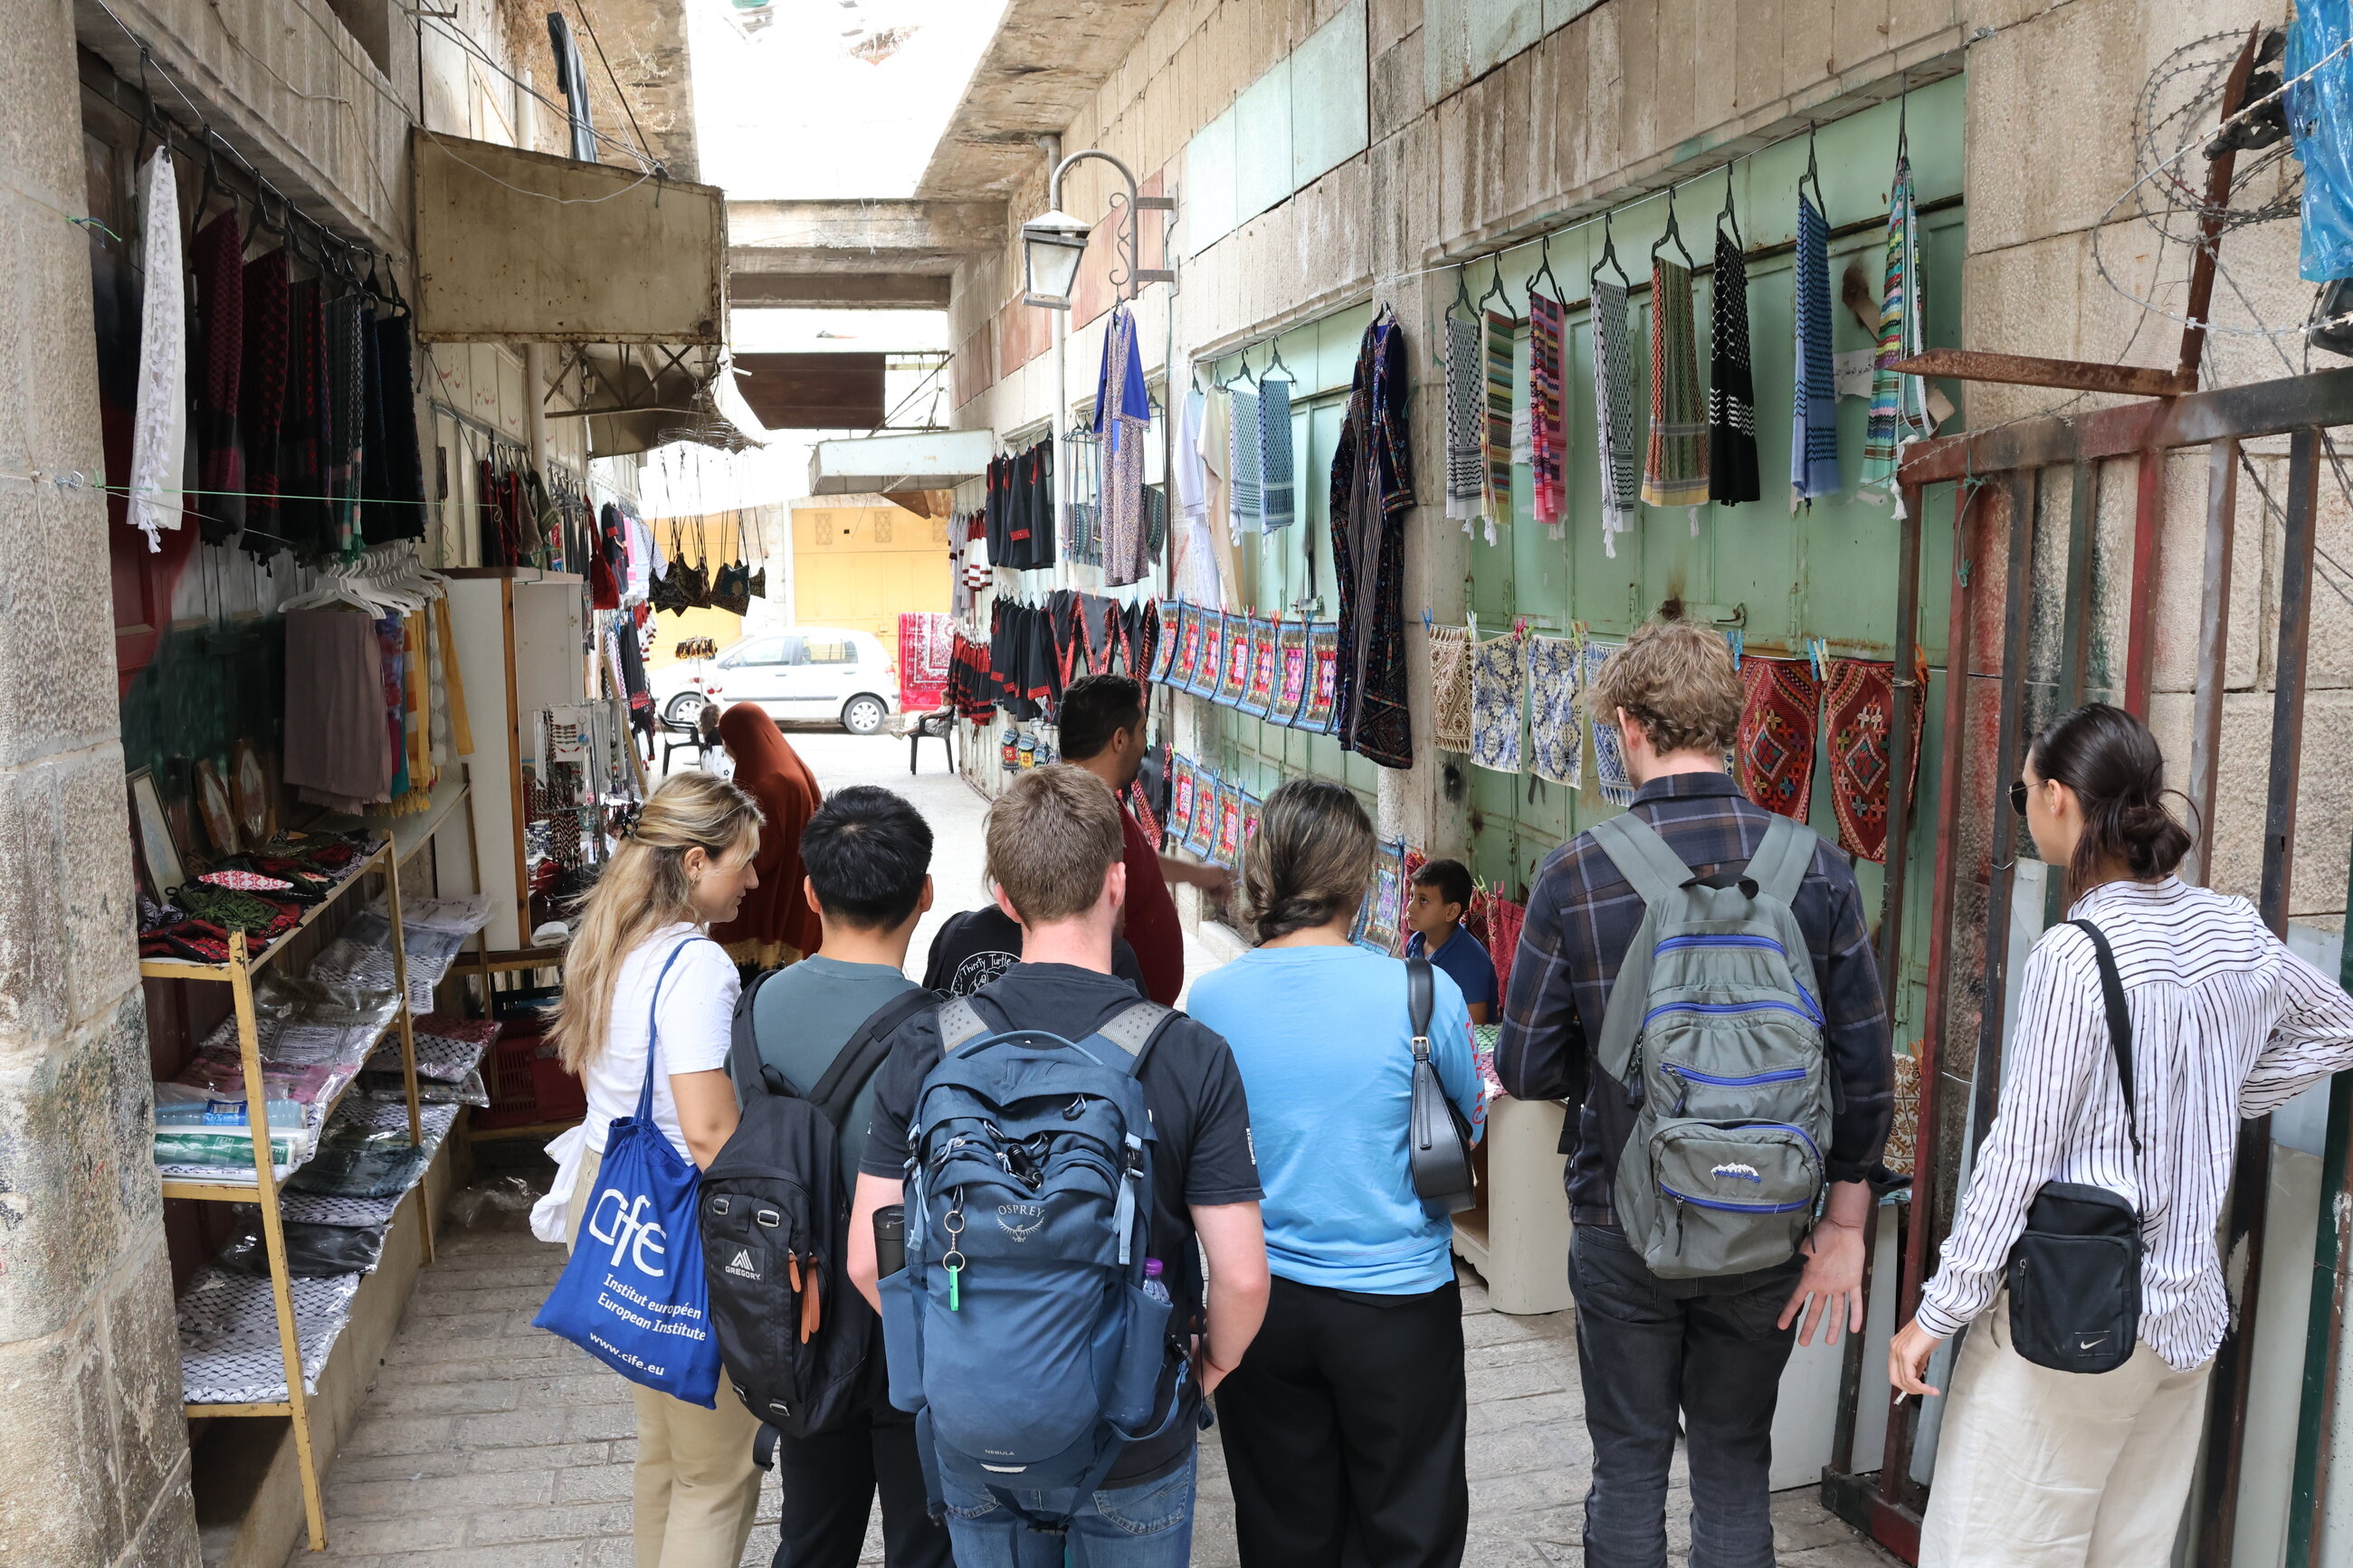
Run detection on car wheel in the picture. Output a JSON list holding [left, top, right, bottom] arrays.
[[663, 690, 707, 726], [841, 694, 888, 736]]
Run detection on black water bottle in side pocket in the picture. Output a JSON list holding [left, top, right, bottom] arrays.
[[2003, 918, 2144, 1374], [1405, 957, 1477, 1213]]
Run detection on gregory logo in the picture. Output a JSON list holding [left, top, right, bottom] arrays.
[[1710, 1163, 1763, 1183], [723, 1247, 759, 1279], [996, 1202, 1044, 1241], [587, 1189, 669, 1277]]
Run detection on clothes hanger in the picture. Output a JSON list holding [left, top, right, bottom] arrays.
[[1531, 230, 1568, 307], [1719, 161, 1744, 252], [1653, 183, 1696, 271], [1233, 345, 1258, 389], [1264, 337, 1295, 383], [1476, 253, 1508, 316], [1594, 210, 1632, 290], [1450, 261, 1476, 322], [1802, 121, 1827, 220]]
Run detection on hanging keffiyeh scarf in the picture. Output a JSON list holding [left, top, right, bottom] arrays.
[[1529, 290, 1567, 537], [1481, 309, 1514, 545], [1525, 633, 1582, 787], [1792, 189, 1841, 506], [1258, 374, 1295, 530], [128, 149, 186, 554], [1642, 255, 1710, 521], [326, 294, 367, 559], [1584, 640, 1634, 807], [1860, 150, 1932, 513], [1445, 314, 1484, 526], [1709, 221, 1761, 506], [1469, 630, 1525, 774], [1228, 382, 1262, 534], [1429, 624, 1472, 752], [1591, 276, 1640, 558]]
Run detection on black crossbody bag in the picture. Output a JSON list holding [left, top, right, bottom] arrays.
[[2003, 917, 2144, 1375], [1405, 957, 1478, 1213]]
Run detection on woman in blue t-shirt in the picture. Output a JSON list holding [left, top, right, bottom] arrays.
[[1187, 781, 1486, 1568]]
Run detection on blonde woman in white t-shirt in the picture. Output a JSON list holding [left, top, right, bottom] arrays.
[[548, 770, 765, 1568]]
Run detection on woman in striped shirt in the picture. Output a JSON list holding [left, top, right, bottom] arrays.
[[1890, 702, 2353, 1567]]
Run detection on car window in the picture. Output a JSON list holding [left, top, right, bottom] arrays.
[[804, 636, 854, 665], [722, 637, 790, 668]]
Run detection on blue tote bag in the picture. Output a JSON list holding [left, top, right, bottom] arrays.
[[533, 937, 724, 1407]]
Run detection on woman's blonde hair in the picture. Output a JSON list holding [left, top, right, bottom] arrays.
[[552, 771, 764, 1073], [1240, 779, 1376, 945]]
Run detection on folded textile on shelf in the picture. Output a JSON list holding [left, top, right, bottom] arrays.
[[177, 1264, 365, 1405]]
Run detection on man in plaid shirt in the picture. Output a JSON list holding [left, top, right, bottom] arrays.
[[1496, 622, 1892, 1568]]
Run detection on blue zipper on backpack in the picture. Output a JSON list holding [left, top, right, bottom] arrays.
[[1653, 934, 1792, 958], [1642, 996, 1824, 1031]]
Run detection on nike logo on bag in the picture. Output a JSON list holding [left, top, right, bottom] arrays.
[[2078, 1335, 2108, 1350]]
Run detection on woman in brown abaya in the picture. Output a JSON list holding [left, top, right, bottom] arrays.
[[709, 703, 824, 970]]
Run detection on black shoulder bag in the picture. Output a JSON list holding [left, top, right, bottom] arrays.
[[2002, 917, 2144, 1374], [1406, 957, 1478, 1213]]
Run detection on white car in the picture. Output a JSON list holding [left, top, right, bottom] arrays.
[[655, 627, 900, 736]]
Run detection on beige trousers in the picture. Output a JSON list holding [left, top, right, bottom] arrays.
[[566, 1144, 763, 1568], [1919, 1295, 2211, 1568]]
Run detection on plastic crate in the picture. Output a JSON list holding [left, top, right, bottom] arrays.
[[479, 1018, 585, 1128]]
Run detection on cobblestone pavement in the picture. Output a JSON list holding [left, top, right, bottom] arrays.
[[291, 732, 1900, 1566]]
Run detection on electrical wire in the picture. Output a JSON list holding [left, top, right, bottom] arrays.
[[565, 0, 663, 177]]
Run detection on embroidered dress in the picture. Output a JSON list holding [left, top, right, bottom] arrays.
[[1469, 631, 1526, 775], [1273, 620, 1310, 727], [1591, 277, 1640, 558], [1584, 641, 1634, 806], [1096, 306, 1155, 584], [191, 211, 245, 544], [1793, 193, 1841, 505], [1429, 625, 1473, 752], [129, 149, 186, 553], [1228, 385, 1262, 535], [1860, 154, 1931, 512], [1526, 634, 1583, 787], [1258, 375, 1295, 530], [1529, 290, 1568, 537], [1824, 655, 1926, 862], [1642, 257, 1710, 517], [1709, 224, 1760, 505], [1481, 309, 1515, 545], [1445, 315, 1484, 525], [1735, 656, 1822, 822], [1330, 311, 1415, 768]]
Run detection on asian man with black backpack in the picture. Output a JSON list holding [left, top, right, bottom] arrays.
[[702, 785, 952, 1568]]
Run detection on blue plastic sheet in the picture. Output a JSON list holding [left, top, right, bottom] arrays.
[[2291, 4, 2353, 280]]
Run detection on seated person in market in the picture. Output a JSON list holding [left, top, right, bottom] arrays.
[[1403, 857, 1499, 1024], [734, 784, 952, 1568]]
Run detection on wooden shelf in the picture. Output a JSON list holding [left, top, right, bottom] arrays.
[[138, 839, 393, 984], [157, 1009, 414, 1202]]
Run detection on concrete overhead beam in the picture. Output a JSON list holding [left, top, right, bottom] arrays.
[[728, 198, 1005, 257], [914, 0, 1167, 198], [728, 273, 952, 309]]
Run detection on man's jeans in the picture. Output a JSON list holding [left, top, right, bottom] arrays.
[[940, 1448, 1197, 1568], [1570, 1225, 1802, 1568]]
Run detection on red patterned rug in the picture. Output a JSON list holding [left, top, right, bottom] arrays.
[[1824, 655, 1927, 863], [1737, 657, 1821, 822]]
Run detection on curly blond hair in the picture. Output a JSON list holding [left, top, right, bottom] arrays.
[[1585, 621, 1743, 757]]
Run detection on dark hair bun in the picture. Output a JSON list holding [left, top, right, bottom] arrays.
[[2027, 702, 2195, 898]]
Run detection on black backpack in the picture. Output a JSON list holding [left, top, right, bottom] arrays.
[[700, 975, 938, 1447]]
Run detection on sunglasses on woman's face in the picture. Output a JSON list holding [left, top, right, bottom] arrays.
[[2009, 779, 2032, 817]]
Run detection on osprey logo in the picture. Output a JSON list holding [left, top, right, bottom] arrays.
[[1710, 1163, 1764, 1183], [996, 1202, 1045, 1242], [723, 1247, 760, 1279]]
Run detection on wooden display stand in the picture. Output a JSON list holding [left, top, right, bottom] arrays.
[[1451, 1093, 1576, 1316], [151, 778, 472, 1552]]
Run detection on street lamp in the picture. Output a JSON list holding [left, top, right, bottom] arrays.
[[1020, 209, 1092, 309], [1020, 149, 1175, 311]]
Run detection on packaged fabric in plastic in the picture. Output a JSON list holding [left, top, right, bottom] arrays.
[[285, 1139, 432, 1199], [178, 1264, 363, 1404], [367, 892, 495, 936], [155, 1126, 308, 1171], [219, 1218, 389, 1277], [359, 1067, 490, 1107], [2291, 4, 2353, 280]]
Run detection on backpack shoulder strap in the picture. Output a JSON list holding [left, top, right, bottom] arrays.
[[2066, 918, 2141, 1158], [1587, 811, 1697, 905], [728, 965, 778, 1097], [1087, 1001, 1176, 1078], [938, 993, 997, 1054], [1743, 813, 1818, 908], [805, 987, 940, 1131]]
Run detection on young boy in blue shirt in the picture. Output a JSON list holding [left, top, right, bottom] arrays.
[[1403, 858, 1500, 1023]]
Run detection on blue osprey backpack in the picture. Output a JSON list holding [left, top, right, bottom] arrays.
[[877, 993, 1186, 1531]]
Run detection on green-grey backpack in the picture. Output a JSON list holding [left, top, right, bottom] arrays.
[[1589, 810, 1834, 1278]]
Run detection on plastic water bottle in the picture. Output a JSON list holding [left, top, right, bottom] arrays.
[[1142, 1258, 1171, 1307]]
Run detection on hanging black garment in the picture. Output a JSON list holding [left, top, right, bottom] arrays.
[[1708, 223, 1761, 505], [365, 312, 427, 541], [1330, 309, 1414, 769]]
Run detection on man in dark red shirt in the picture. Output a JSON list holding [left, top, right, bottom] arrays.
[[1059, 674, 1228, 1005]]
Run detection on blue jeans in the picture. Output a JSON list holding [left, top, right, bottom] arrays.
[[940, 1449, 1198, 1568]]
